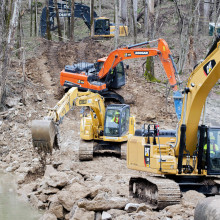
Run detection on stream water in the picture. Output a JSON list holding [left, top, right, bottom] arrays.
[[0, 172, 42, 220]]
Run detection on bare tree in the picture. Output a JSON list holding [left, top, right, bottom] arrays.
[[114, 0, 119, 48], [16, 10, 22, 58], [45, 0, 52, 40], [131, 0, 137, 43], [70, 0, 75, 41], [54, 0, 63, 41], [99, 0, 102, 17], [0, 0, 21, 106], [30, 0, 33, 36], [144, 0, 161, 82], [144, 0, 148, 37], [203, 0, 210, 35], [120, 0, 127, 25], [90, 0, 95, 37], [148, 0, 154, 14], [34, 0, 37, 36], [174, 0, 201, 73]]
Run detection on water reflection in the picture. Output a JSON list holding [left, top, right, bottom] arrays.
[[0, 172, 42, 220]]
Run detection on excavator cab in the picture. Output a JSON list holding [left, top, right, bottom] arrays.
[[206, 128, 220, 175], [94, 17, 110, 36], [104, 104, 130, 137], [107, 62, 126, 89]]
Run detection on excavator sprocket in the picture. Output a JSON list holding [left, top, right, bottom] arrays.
[[78, 140, 94, 161], [129, 176, 181, 209], [31, 120, 57, 154]]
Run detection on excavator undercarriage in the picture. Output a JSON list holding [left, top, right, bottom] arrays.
[[129, 176, 181, 210]]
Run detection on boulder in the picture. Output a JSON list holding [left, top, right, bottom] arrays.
[[57, 190, 75, 211], [57, 182, 92, 211], [124, 203, 140, 213], [164, 204, 183, 217], [102, 211, 112, 220], [136, 203, 152, 212], [78, 193, 128, 211], [46, 172, 69, 188], [44, 165, 57, 177], [70, 207, 95, 220], [95, 212, 102, 220], [49, 203, 63, 219], [39, 212, 57, 220], [181, 190, 205, 208], [194, 196, 220, 220], [107, 209, 126, 218]]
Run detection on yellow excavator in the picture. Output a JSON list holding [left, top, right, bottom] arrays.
[[127, 35, 220, 209], [31, 87, 135, 161]]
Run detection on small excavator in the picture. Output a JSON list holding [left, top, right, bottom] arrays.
[[60, 38, 183, 119], [31, 87, 135, 161], [127, 36, 220, 209]]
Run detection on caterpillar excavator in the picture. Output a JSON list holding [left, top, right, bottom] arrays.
[[127, 36, 220, 209], [40, 0, 128, 38], [31, 87, 135, 161], [60, 38, 183, 119]]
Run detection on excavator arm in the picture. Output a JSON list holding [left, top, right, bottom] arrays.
[[31, 87, 105, 154], [176, 36, 220, 172], [98, 38, 178, 91]]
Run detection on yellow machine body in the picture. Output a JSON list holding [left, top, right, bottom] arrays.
[[127, 38, 220, 176], [126, 36, 220, 209], [31, 87, 135, 160]]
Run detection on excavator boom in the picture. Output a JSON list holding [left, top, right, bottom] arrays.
[[176, 36, 220, 156], [31, 87, 105, 154], [98, 38, 178, 90]]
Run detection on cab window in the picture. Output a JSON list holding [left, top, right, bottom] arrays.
[[208, 129, 220, 173], [121, 107, 130, 135], [104, 109, 120, 137]]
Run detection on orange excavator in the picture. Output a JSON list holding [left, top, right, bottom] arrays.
[[60, 39, 182, 119]]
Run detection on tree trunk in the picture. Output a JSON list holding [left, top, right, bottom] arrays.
[[90, 0, 94, 37], [131, 0, 137, 43], [144, 0, 148, 37], [203, 0, 210, 35], [114, 0, 119, 49], [148, 0, 154, 14], [120, 0, 127, 25], [99, 0, 102, 17], [70, 0, 75, 41], [46, 0, 52, 40], [54, 0, 63, 41], [30, 0, 33, 37], [0, 0, 21, 106], [16, 11, 22, 58], [34, 0, 37, 36]]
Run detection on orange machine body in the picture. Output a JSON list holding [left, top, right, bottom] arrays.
[[60, 38, 178, 92]]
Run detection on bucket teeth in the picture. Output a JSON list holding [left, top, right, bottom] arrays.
[[31, 120, 57, 154]]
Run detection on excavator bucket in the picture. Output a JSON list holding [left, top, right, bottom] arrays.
[[31, 120, 57, 154]]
